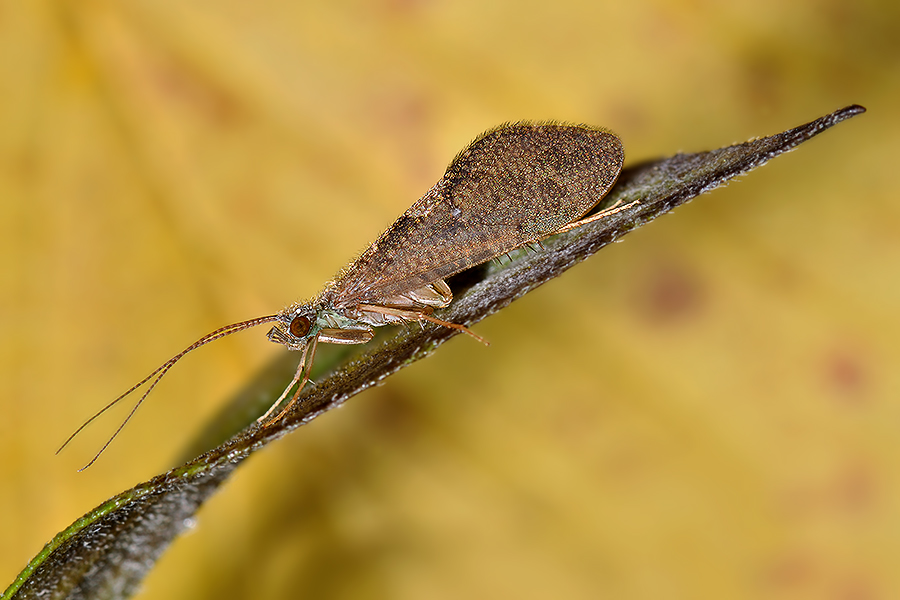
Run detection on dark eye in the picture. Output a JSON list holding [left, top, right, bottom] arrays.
[[289, 316, 311, 338]]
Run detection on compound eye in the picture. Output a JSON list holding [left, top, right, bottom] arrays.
[[289, 315, 311, 338]]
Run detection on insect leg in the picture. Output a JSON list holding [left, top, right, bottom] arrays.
[[257, 335, 315, 424], [357, 303, 488, 345], [550, 198, 640, 236]]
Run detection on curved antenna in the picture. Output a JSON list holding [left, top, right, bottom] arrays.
[[58, 314, 280, 471]]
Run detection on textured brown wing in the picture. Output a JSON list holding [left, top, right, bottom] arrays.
[[322, 123, 624, 308]]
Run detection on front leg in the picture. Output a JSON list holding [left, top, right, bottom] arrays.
[[259, 325, 375, 425]]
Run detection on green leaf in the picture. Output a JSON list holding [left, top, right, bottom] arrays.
[[1, 105, 866, 600]]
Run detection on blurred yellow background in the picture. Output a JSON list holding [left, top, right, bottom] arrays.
[[1, 1, 897, 599]]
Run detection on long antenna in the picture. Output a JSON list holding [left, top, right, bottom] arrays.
[[58, 314, 280, 471]]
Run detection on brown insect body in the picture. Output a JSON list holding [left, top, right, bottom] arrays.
[[325, 122, 623, 307], [62, 122, 627, 468], [259, 122, 624, 422]]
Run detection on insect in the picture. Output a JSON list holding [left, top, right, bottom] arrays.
[[60, 122, 630, 469]]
